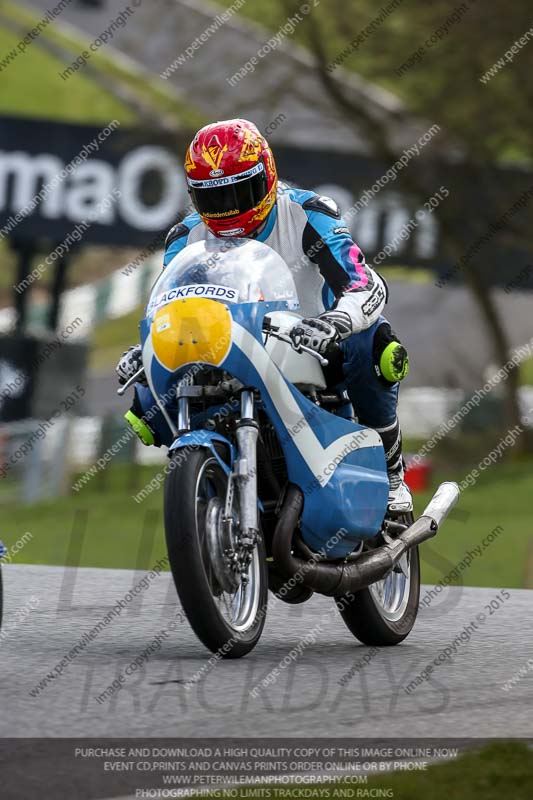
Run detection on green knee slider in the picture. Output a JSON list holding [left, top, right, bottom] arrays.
[[125, 409, 156, 446], [373, 323, 410, 385]]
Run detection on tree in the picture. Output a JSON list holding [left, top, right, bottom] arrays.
[[282, 0, 533, 447]]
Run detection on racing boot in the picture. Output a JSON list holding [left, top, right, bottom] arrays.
[[387, 461, 413, 514], [375, 417, 413, 513]]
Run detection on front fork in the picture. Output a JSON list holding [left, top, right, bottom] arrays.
[[174, 386, 259, 580], [233, 389, 259, 550]]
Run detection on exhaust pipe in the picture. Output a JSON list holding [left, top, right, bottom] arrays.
[[272, 482, 460, 597]]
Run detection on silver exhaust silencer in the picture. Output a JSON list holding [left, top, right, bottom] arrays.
[[394, 481, 460, 554], [272, 482, 460, 597]]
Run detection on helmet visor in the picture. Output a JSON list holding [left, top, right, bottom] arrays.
[[188, 163, 268, 220]]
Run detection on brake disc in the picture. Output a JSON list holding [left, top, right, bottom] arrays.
[[205, 497, 241, 594]]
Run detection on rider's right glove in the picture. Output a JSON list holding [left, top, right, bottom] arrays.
[[116, 345, 147, 386], [289, 310, 352, 356]]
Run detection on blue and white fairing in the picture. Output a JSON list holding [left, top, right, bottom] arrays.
[[141, 238, 388, 558]]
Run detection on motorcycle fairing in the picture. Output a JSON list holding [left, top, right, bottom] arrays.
[[223, 304, 388, 557], [142, 300, 388, 558]]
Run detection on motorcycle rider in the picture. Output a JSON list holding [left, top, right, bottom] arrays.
[[117, 119, 412, 512]]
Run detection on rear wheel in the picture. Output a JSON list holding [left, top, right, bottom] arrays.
[[164, 448, 268, 658], [337, 512, 420, 645]]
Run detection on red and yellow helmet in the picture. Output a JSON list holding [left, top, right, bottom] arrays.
[[185, 119, 278, 238]]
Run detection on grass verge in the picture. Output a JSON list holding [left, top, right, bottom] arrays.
[[0, 21, 133, 124], [416, 458, 531, 589], [1, 454, 532, 588], [196, 742, 533, 799], [89, 306, 143, 372], [1, 464, 167, 571], [1, 0, 204, 128]]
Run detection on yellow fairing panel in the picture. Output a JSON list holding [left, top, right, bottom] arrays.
[[151, 298, 232, 371]]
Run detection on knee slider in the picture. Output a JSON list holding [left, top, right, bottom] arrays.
[[373, 323, 409, 385], [125, 393, 160, 447]]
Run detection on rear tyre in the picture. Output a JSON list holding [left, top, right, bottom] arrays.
[[336, 512, 420, 646], [164, 448, 268, 658]]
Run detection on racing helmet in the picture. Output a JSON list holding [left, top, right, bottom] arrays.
[[184, 119, 278, 238]]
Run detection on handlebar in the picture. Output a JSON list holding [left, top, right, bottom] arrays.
[[262, 319, 329, 367], [117, 322, 329, 397]]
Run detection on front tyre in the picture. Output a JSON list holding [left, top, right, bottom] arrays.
[[337, 512, 420, 646], [164, 449, 267, 658]]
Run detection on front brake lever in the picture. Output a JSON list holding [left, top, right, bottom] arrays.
[[295, 343, 329, 367], [117, 366, 146, 396], [267, 328, 329, 367]]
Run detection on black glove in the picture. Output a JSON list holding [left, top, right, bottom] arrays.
[[116, 345, 146, 386], [289, 311, 352, 355]]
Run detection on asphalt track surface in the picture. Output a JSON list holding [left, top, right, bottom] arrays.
[[1, 563, 532, 739]]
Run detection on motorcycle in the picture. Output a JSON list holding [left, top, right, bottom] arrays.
[[120, 237, 459, 658]]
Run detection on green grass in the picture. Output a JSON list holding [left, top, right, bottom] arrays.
[[0, 240, 18, 299], [3, 453, 532, 588], [379, 265, 433, 285], [89, 306, 143, 372], [1, 0, 204, 128], [0, 21, 134, 124], [196, 742, 533, 799], [521, 356, 533, 385], [416, 458, 531, 589], [2, 464, 168, 571]]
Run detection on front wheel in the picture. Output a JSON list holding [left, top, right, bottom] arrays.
[[336, 512, 420, 646], [164, 448, 268, 658]]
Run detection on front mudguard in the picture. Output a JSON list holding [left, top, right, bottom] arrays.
[[168, 430, 264, 512], [168, 430, 235, 475]]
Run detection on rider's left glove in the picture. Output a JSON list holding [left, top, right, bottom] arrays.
[[116, 344, 147, 386], [289, 310, 352, 355]]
